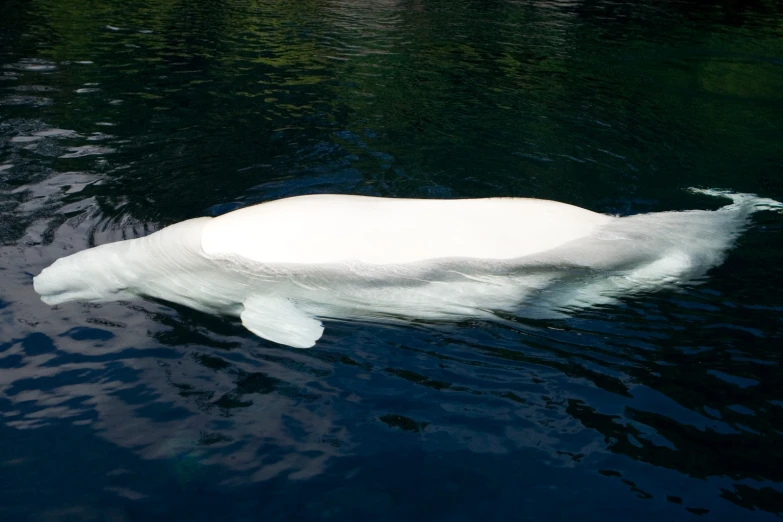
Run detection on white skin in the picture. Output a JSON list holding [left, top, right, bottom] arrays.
[[200, 194, 612, 265], [34, 190, 781, 348]]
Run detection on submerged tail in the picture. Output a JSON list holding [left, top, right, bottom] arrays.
[[687, 187, 783, 214]]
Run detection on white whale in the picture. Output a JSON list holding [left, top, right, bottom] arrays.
[[33, 189, 781, 348]]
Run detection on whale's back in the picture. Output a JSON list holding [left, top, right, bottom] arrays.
[[201, 195, 614, 265]]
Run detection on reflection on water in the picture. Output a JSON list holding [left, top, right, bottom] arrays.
[[1, 0, 782, 520]]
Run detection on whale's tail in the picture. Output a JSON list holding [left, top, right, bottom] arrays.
[[515, 188, 782, 318], [687, 187, 783, 214]]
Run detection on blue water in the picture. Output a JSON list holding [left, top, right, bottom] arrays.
[[2, 0, 783, 520]]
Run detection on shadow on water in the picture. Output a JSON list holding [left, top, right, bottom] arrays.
[[1, 0, 783, 520]]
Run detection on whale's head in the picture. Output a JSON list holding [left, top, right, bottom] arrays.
[[34, 217, 213, 307], [33, 248, 137, 306]]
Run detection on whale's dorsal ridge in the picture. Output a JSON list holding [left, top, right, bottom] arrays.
[[201, 194, 613, 265], [240, 295, 324, 348]]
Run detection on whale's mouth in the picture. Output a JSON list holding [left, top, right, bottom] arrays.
[[37, 287, 135, 306], [33, 265, 132, 306], [34, 275, 112, 304], [39, 289, 100, 306]]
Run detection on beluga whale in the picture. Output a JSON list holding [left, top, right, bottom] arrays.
[[34, 189, 782, 348]]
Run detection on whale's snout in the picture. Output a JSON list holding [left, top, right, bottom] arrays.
[[34, 259, 105, 305], [34, 251, 134, 306]]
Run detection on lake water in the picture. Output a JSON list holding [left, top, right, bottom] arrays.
[[1, 0, 782, 520]]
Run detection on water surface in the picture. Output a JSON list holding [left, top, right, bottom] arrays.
[[1, 0, 782, 520]]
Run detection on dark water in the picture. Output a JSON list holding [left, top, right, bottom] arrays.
[[2, 0, 783, 520]]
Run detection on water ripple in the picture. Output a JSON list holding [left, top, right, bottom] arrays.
[[1, 0, 783, 519]]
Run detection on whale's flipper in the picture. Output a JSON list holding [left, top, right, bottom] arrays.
[[240, 295, 324, 348]]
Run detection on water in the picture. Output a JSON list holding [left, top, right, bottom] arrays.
[[1, 0, 782, 520]]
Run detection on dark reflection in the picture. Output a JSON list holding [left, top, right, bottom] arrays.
[[2, 0, 783, 520]]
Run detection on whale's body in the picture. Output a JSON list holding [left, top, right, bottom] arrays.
[[34, 190, 782, 347]]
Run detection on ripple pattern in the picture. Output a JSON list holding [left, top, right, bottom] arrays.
[[1, 0, 783, 520]]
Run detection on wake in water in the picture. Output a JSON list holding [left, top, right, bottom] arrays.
[[33, 189, 782, 347]]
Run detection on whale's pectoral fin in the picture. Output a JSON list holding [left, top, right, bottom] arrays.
[[240, 295, 324, 348]]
